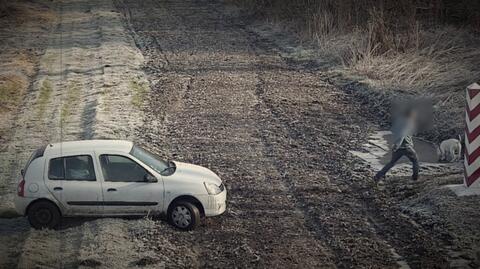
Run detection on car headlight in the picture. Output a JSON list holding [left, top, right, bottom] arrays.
[[204, 182, 223, 195]]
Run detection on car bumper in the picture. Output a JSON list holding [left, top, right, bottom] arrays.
[[204, 189, 227, 217]]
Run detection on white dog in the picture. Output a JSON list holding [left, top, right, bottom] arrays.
[[439, 135, 462, 162]]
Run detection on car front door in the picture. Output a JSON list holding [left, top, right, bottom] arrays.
[[96, 153, 164, 215], [44, 153, 103, 215]]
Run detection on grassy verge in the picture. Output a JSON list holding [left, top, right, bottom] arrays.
[[130, 79, 149, 108], [37, 79, 53, 119], [0, 73, 28, 113], [60, 81, 81, 124]]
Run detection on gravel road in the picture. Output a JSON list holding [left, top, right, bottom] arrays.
[[0, 0, 478, 268]]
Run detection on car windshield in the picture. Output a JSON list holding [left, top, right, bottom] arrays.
[[130, 145, 175, 176]]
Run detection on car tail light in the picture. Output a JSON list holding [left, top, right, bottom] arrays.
[[17, 179, 25, 197]]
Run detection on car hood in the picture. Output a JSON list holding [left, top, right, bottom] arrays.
[[170, 161, 222, 185]]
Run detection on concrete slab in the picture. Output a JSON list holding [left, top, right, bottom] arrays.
[[445, 184, 480, 196]]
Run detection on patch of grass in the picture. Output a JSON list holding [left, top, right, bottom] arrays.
[[0, 73, 28, 113], [130, 79, 149, 108], [60, 81, 81, 124], [37, 79, 53, 119]]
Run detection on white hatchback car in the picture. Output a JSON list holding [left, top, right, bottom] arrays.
[[14, 140, 227, 230]]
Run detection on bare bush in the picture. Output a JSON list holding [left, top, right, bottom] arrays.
[[0, 0, 8, 17], [230, 0, 480, 50]]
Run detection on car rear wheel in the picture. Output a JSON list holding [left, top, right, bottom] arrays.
[[169, 201, 200, 230], [27, 201, 61, 229]]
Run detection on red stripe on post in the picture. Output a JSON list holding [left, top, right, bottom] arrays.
[[469, 89, 480, 100], [467, 101, 480, 122], [465, 146, 480, 165], [464, 164, 480, 187], [465, 125, 480, 144]]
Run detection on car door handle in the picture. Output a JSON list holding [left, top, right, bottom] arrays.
[[107, 188, 117, 192], [53, 187, 63, 191]]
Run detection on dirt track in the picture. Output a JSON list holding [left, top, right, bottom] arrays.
[[1, 0, 479, 268], [114, 0, 463, 268]]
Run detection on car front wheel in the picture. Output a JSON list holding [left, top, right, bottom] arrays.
[[27, 200, 61, 229], [169, 201, 200, 230]]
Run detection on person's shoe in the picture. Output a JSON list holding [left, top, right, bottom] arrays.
[[376, 179, 385, 190]]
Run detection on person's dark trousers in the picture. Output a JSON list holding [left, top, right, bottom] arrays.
[[375, 147, 419, 180]]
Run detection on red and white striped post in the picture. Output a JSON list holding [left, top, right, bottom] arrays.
[[456, 82, 480, 195], [448, 83, 480, 196]]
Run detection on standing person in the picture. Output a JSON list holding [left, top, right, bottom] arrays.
[[374, 108, 419, 181]]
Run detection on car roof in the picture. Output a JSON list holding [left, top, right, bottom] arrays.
[[44, 140, 133, 156]]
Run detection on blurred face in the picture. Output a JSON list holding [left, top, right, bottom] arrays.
[[409, 110, 417, 120]]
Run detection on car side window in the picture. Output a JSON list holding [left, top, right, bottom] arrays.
[[48, 155, 96, 181], [100, 155, 150, 182], [48, 158, 64, 180]]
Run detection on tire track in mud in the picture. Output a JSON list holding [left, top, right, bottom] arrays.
[[244, 29, 454, 268], [118, 0, 455, 268], [209, 2, 455, 267], [124, 0, 392, 267], [117, 0, 337, 267], [242, 25, 452, 269], [244, 32, 401, 268]]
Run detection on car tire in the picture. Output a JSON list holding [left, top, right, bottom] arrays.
[[27, 200, 61, 229], [168, 201, 200, 230]]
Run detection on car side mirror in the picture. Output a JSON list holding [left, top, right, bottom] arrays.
[[144, 174, 157, 183]]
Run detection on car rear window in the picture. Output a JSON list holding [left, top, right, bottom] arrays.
[[48, 155, 96, 181]]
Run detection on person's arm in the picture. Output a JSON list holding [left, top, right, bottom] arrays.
[[391, 120, 408, 151], [392, 133, 405, 151]]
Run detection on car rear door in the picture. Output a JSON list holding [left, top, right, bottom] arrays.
[[44, 152, 104, 215], [95, 152, 164, 215]]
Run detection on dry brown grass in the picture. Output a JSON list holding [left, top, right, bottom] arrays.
[[232, 0, 480, 96], [0, 51, 34, 116], [0, 51, 36, 76], [0, 0, 56, 115], [231, 0, 480, 91], [0, 0, 56, 26], [0, 73, 28, 113], [230, 0, 480, 35], [333, 27, 480, 94], [0, 50, 37, 113], [0, 0, 57, 143]]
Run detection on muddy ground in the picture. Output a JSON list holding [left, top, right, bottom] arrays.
[[1, 0, 479, 268]]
